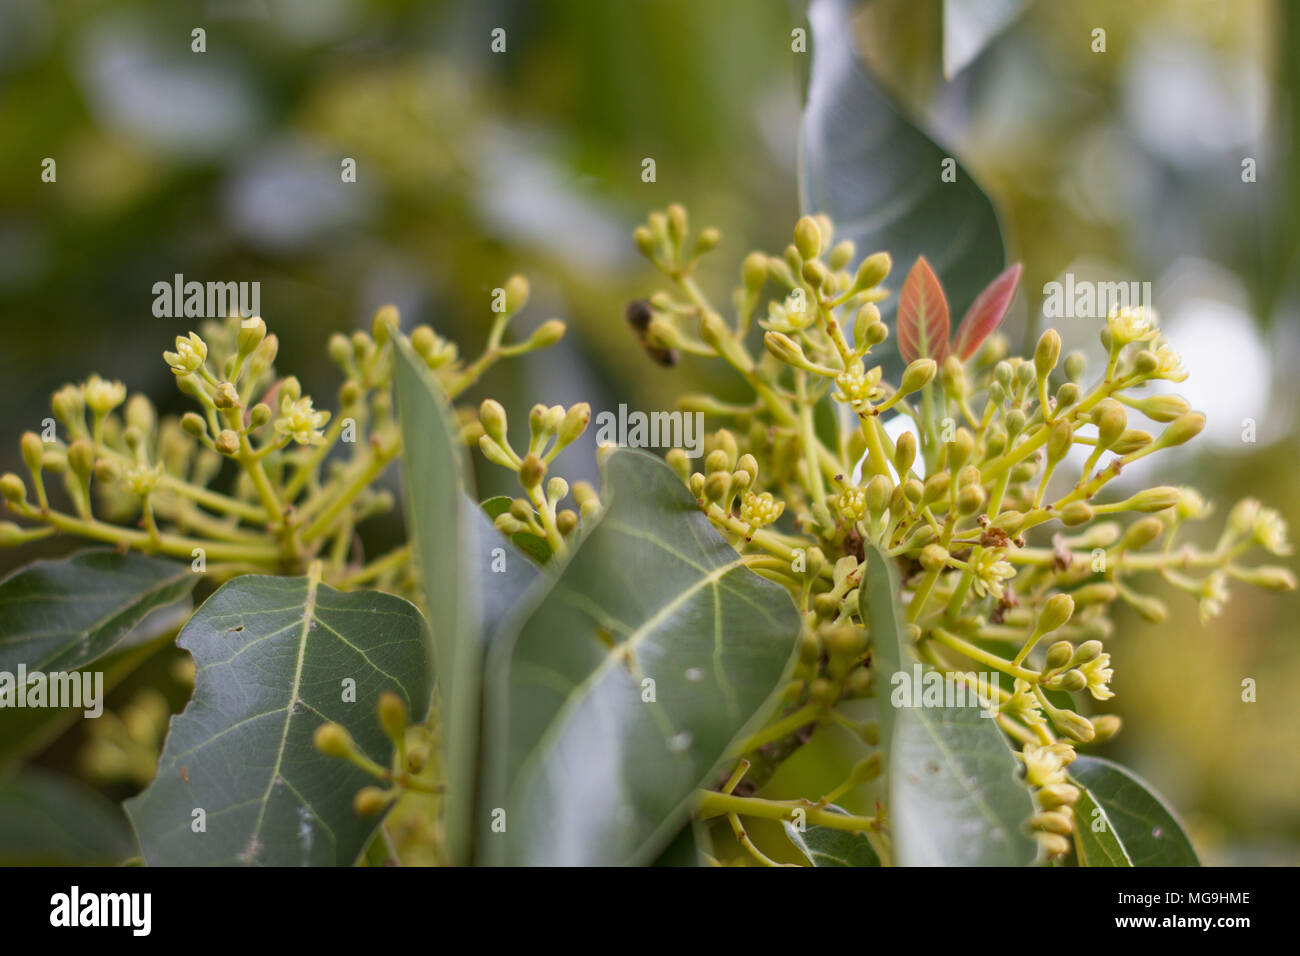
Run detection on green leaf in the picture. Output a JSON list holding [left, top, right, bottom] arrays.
[[124, 572, 431, 866], [481, 496, 552, 564], [392, 336, 483, 866], [802, 0, 1005, 374], [1070, 756, 1200, 867], [783, 806, 881, 866], [482, 449, 800, 866], [0, 548, 196, 674], [0, 767, 137, 865], [943, 0, 1029, 79], [859, 542, 1037, 866], [468, 498, 541, 639]]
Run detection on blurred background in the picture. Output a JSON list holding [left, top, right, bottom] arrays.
[[0, 0, 1295, 863]]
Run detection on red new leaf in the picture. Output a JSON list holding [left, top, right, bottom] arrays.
[[951, 263, 1022, 362], [897, 256, 950, 365]]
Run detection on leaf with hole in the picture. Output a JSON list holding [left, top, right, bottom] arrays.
[[124, 573, 431, 866]]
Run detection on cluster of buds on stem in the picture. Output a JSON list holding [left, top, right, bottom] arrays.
[[1, 278, 568, 592], [633, 206, 1296, 846]]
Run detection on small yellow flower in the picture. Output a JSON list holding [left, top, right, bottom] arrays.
[[1106, 305, 1158, 346], [1252, 507, 1292, 556], [1019, 741, 1075, 788], [740, 491, 784, 530], [1175, 487, 1212, 521], [1000, 678, 1047, 727], [123, 462, 163, 497], [833, 364, 881, 411], [836, 487, 868, 523], [275, 395, 330, 445], [82, 375, 127, 415], [1150, 340, 1187, 382], [1198, 571, 1230, 624], [164, 332, 208, 375], [1079, 653, 1114, 700], [970, 548, 1016, 601]]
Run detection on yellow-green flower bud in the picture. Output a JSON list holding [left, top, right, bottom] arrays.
[[794, 216, 821, 261], [353, 786, 391, 816], [377, 691, 407, 742], [1071, 640, 1104, 665], [742, 251, 768, 291], [921, 471, 950, 507], [704, 470, 731, 504], [215, 429, 240, 456], [828, 239, 855, 271], [51, 385, 85, 432], [1046, 419, 1073, 465], [1063, 352, 1086, 382], [20, 432, 44, 474], [1043, 641, 1074, 672], [519, 453, 546, 489], [1094, 399, 1126, 450], [1233, 565, 1298, 591], [892, 431, 917, 476], [851, 251, 891, 293], [1127, 393, 1189, 423], [1029, 811, 1074, 836], [557, 403, 591, 446], [866, 474, 892, 515], [1, 471, 30, 508], [1049, 669, 1087, 693], [479, 400, 508, 444], [1055, 382, 1080, 409], [898, 358, 937, 396], [1118, 516, 1163, 551], [763, 330, 806, 368], [1090, 715, 1122, 743], [249, 403, 272, 429], [634, 226, 656, 259], [313, 722, 355, 758], [801, 259, 829, 289], [1153, 412, 1205, 450], [556, 509, 579, 536], [502, 274, 530, 316], [920, 543, 949, 572], [546, 476, 569, 504], [238, 316, 267, 357], [370, 305, 399, 344], [1037, 782, 1081, 808], [213, 381, 240, 410], [1125, 485, 1181, 513], [180, 412, 206, 439], [67, 440, 94, 481], [667, 204, 688, 245], [125, 394, 155, 435], [995, 510, 1025, 535], [526, 319, 566, 350], [1126, 591, 1167, 623], [1070, 582, 1117, 606], [1056, 709, 1095, 743], [1037, 593, 1075, 633], [1111, 429, 1152, 455], [1034, 329, 1061, 380]]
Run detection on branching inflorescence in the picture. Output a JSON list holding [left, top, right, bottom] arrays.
[[625, 204, 1294, 858]]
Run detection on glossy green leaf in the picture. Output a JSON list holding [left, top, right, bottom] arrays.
[[802, 0, 1006, 374], [482, 449, 800, 866], [783, 806, 881, 866], [0, 549, 195, 674], [860, 542, 1037, 866], [392, 336, 482, 866], [125, 573, 431, 866], [0, 767, 137, 865], [943, 0, 1029, 78], [1070, 756, 1200, 867]]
